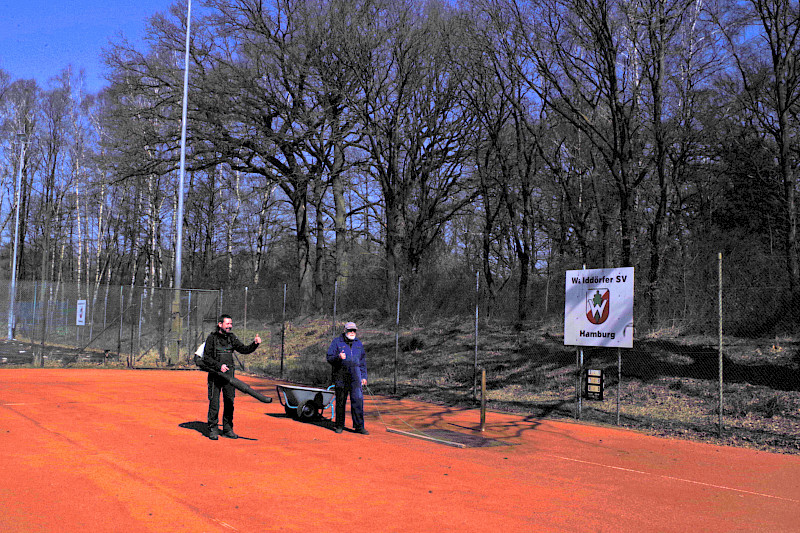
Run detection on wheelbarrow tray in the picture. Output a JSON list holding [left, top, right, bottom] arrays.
[[276, 384, 335, 421]]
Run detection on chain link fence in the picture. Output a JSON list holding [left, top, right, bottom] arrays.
[[1, 253, 798, 451], [2, 281, 220, 366]]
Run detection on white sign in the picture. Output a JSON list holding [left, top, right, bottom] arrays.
[[564, 267, 634, 348], [76, 300, 87, 326]]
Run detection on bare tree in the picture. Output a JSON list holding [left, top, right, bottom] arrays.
[[713, 0, 800, 291], [458, 1, 548, 322], [509, 0, 648, 267], [344, 0, 477, 310]]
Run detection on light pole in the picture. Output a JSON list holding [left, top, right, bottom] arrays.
[[171, 0, 192, 363], [175, 0, 192, 293], [7, 134, 27, 340]]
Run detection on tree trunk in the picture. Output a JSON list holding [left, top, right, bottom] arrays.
[[331, 134, 348, 290], [289, 185, 314, 315]]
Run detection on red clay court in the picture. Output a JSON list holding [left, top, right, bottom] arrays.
[[1, 368, 798, 532]]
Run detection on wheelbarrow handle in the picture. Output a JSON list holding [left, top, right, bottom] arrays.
[[276, 386, 287, 407]]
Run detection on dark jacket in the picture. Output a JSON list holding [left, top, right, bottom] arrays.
[[202, 329, 259, 373], [326, 334, 367, 385]]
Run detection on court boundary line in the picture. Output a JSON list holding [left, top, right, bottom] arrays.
[[545, 454, 800, 503]]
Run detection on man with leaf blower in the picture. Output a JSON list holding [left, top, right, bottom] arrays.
[[199, 314, 262, 440]]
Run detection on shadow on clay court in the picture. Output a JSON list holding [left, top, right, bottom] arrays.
[[265, 412, 341, 432], [179, 421, 258, 441]]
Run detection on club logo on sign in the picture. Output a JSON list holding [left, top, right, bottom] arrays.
[[586, 289, 610, 324]]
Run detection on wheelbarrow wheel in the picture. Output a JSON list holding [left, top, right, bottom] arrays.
[[297, 400, 319, 421]]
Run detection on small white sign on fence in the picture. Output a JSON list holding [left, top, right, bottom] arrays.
[[564, 267, 634, 348], [76, 299, 87, 326]]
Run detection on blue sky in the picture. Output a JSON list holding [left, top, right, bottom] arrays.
[[0, 0, 177, 94]]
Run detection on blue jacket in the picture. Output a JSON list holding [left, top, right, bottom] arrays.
[[326, 334, 367, 385]]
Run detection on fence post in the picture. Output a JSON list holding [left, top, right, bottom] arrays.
[[394, 276, 401, 395], [36, 280, 48, 367], [88, 285, 94, 342], [32, 282, 38, 342], [474, 271, 479, 401], [117, 286, 123, 362], [480, 368, 486, 432], [718, 252, 723, 436], [332, 280, 338, 335], [137, 292, 144, 368], [187, 289, 192, 354], [616, 347, 621, 425], [281, 283, 286, 379], [129, 288, 136, 366]]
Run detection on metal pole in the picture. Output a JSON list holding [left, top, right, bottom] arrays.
[[280, 283, 286, 379], [37, 281, 48, 367], [138, 292, 144, 366], [88, 285, 95, 342], [616, 347, 621, 425], [474, 271, 479, 400], [117, 286, 124, 362], [718, 252, 723, 436], [129, 289, 136, 366], [243, 287, 248, 332], [7, 135, 26, 340], [332, 280, 338, 335], [577, 264, 586, 419], [187, 288, 193, 348], [394, 276, 401, 395], [575, 348, 583, 420], [174, 0, 192, 293], [480, 368, 486, 432], [32, 282, 38, 343], [103, 286, 108, 330]]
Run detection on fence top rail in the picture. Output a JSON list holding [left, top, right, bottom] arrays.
[[2, 280, 221, 293]]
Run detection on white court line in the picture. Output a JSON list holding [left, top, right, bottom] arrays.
[[545, 454, 800, 503], [213, 519, 238, 531]]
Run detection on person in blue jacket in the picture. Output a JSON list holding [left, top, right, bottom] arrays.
[[326, 322, 369, 434]]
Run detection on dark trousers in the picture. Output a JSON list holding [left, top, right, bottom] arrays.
[[208, 372, 235, 433], [335, 376, 364, 430]]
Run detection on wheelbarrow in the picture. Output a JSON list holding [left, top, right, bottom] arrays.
[[276, 384, 335, 421]]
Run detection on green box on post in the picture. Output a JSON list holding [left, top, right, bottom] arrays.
[[584, 369, 604, 400]]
